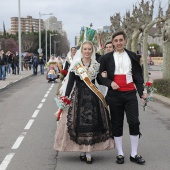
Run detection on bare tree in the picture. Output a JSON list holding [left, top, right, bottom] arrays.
[[162, 4, 170, 79], [142, 3, 168, 81], [21, 33, 37, 51], [130, 0, 155, 53]]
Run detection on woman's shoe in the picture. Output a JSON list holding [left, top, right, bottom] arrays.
[[79, 155, 86, 161], [86, 157, 93, 164]]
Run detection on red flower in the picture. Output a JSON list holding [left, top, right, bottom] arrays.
[[59, 96, 71, 106], [56, 108, 63, 121], [145, 82, 152, 86], [67, 100, 71, 105], [61, 70, 68, 75]]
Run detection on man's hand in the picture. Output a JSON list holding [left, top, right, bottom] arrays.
[[141, 93, 148, 100], [141, 93, 148, 104], [101, 71, 107, 78], [111, 81, 119, 90]]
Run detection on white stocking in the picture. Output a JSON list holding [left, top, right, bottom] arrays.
[[130, 135, 139, 158], [114, 136, 124, 156], [86, 152, 91, 159]]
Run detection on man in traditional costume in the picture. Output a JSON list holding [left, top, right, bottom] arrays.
[[98, 31, 147, 165]]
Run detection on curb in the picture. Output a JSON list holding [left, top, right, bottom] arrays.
[[0, 74, 33, 92], [153, 93, 170, 106]]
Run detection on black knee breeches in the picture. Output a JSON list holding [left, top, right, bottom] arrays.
[[106, 90, 140, 137]]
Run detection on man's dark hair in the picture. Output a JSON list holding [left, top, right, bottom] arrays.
[[112, 31, 126, 40], [105, 41, 114, 48], [71, 47, 77, 51]]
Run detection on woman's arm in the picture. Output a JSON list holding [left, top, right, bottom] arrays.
[[65, 72, 75, 97]]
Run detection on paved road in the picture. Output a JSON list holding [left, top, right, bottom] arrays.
[[0, 75, 170, 170]]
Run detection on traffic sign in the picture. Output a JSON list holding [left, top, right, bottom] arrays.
[[37, 48, 43, 53]]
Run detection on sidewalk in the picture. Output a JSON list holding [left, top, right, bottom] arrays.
[[0, 70, 33, 91], [147, 65, 170, 106]]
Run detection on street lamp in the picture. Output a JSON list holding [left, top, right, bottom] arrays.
[[18, 0, 22, 76], [38, 12, 53, 56], [53, 41, 60, 57], [50, 33, 57, 57]]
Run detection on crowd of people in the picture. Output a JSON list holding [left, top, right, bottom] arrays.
[[0, 50, 20, 80], [0, 50, 48, 80], [53, 31, 147, 165]]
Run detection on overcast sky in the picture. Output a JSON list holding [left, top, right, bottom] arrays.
[[0, 0, 169, 47]]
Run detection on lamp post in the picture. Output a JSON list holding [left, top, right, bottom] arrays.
[[45, 26, 47, 62], [38, 12, 53, 56], [18, 0, 22, 76], [53, 41, 60, 57], [50, 33, 57, 57]]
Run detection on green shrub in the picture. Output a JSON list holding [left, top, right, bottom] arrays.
[[153, 79, 170, 98]]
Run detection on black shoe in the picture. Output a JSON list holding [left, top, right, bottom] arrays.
[[86, 157, 93, 164], [116, 155, 124, 164], [79, 155, 86, 162], [130, 155, 145, 164]]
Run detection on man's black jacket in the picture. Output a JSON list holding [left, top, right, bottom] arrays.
[[97, 49, 144, 97]]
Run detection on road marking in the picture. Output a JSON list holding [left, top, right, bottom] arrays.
[[11, 132, 27, 150], [0, 153, 15, 170], [24, 119, 34, 130], [44, 94, 48, 98], [32, 110, 40, 118], [0, 85, 55, 169], [37, 103, 43, 109], [41, 98, 46, 102]]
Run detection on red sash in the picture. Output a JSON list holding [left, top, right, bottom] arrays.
[[113, 74, 135, 91]]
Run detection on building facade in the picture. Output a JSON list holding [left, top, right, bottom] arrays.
[[44, 16, 62, 34], [11, 16, 44, 34]]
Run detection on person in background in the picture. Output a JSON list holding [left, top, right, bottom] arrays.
[[97, 41, 114, 96], [63, 47, 77, 71], [56, 56, 63, 72], [32, 55, 39, 75], [147, 55, 151, 74], [39, 53, 45, 75], [13, 53, 19, 75], [6, 51, 12, 75], [104, 41, 114, 54], [0, 49, 7, 80], [15, 51, 19, 74]]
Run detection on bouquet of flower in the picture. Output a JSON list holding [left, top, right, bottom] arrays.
[[54, 96, 71, 121], [143, 81, 157, 111]]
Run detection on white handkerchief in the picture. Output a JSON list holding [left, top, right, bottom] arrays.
[[126, 73, 133, 84]]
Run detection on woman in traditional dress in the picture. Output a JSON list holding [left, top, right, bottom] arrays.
[[54, 41, 114, 164]]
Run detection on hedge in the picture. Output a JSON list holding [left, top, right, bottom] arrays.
[[153, 79, 170, 98]]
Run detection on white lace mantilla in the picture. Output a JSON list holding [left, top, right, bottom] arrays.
[[66, 55, 73, 64], [71, 59, 100, 81]]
